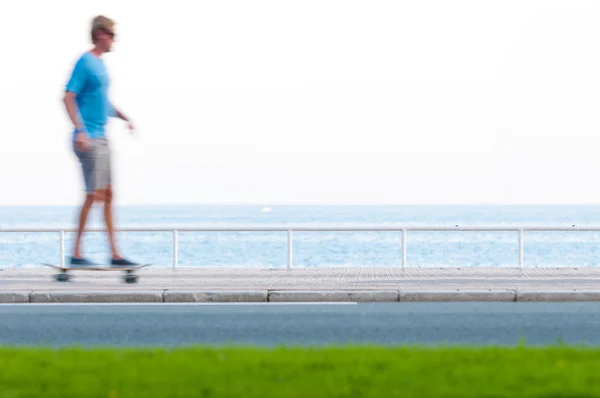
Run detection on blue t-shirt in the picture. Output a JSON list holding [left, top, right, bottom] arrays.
[[65, 52, 116, 139]]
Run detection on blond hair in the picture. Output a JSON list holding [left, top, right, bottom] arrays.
[[91, 15, 115, 43]]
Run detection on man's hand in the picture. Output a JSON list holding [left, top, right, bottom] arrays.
[[126, 120, 138, 138], [75, 130, 91, 152], [113, 106, 136, 136]]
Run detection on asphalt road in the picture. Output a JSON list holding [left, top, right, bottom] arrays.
[[2, 302, 600, 347]]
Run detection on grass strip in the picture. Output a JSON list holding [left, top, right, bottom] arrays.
[[2, 345, 600, 397]]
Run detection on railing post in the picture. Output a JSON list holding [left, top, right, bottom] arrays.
[[402, 229, 407, 269], [173, 230, 178, 269], [287, 230, 293, 270], [518, 229, 524, 269], [60, 230, 65, 267]]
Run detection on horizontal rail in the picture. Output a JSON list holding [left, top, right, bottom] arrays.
[[0, 225, 593, 269], [0, 224, 594, 232]]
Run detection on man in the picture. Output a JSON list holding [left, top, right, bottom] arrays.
[[63, 15, 137, 266]]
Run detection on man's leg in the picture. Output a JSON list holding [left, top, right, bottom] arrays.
[[102, 184, 122, 260], [71, 140, 97, 264], [72, 193, 95, 259], [96, 138, 137, 266]]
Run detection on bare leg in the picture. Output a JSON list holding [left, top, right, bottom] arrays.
[[72, 193, 95, 258], [102, 185, 122, 260]]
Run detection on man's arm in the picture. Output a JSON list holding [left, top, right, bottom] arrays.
[[64, 57, 88, 132], [111, 103, 135, 131], [64, 92, 85, 131], [64, 91, 91, 151], [112, 106, 130, 122], [64, 56, 92, 151]]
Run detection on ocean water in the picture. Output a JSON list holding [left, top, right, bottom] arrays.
[[1, 204, 600, 268]]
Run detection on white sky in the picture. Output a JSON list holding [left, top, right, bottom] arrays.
[[1, 0, 599, 206]]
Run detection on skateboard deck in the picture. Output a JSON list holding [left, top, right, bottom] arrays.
[[42, 263, 151, 283], [43, 263, 151, 271]]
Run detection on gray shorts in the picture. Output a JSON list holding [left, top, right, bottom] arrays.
[[74, 137, 112, 193]]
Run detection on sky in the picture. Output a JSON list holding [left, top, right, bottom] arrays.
[[1, 0, 600, 206]]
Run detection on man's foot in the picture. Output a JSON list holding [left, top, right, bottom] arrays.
[[110, 257, 139, 267], [69, 257, 96, 267]]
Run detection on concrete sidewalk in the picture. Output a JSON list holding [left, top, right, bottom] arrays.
[[2, 267, 600, 303]]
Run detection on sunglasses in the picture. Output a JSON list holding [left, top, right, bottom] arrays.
[[101, 29, 116, 39]]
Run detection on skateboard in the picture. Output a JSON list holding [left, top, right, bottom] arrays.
[[42, 263, 151, 284]]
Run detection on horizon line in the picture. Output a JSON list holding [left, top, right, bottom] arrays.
[[2, 203, 600, 207]]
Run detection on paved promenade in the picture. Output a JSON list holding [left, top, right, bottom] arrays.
[[2, 267, 600, 302]]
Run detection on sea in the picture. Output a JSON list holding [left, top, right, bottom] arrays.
[[1, 204, 600, 268]]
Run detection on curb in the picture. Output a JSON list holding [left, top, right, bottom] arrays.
[[400, 290, 516, 302], [268, 290, 399, 302], [4, 289, 600, 303], [164, 290, 268, 302], [516, 290, 600, 302], [0, 292, 30, 304], [29, 291, 163, 303]]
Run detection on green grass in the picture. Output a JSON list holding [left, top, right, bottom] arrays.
[[2, 345, 600, 397]]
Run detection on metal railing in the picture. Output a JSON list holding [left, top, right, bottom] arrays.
[[0, 224, 592, 269]]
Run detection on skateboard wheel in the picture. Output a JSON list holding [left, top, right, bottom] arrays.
[[124, 274, 138, 284], [56, 273, 70, 282]]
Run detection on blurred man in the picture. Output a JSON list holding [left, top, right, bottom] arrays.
[[63, 15, 138, 266]]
